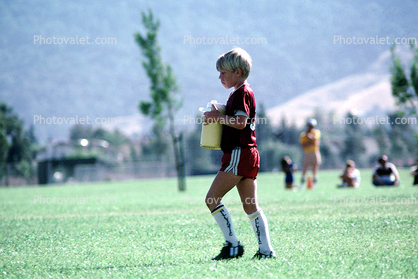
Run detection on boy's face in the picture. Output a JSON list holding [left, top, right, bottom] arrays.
[[218, 68, 242, 89]]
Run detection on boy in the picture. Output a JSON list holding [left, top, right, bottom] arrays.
[[281, 156, 297, 189], [202, 48, 275, 260]]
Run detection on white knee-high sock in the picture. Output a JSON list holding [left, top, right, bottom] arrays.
[[248, 209, 273, 254], [211, 204, 239, 246]]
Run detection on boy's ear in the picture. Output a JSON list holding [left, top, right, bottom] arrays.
[[235, 68, 242, 77]]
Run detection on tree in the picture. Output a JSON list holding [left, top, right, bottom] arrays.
[[390, 42, 418, 154], [373, 123, 391, 156], [0, 102, 38, 185], [0, 107, 9, 184], [274, 115, 299, 146], [390, 42, 418, 116], [341, 112, 366, 166], [134, 9, 186, 191], [388, 112, 417, 160], [256, 104, 274, 146], [69, 124, 94, 143]]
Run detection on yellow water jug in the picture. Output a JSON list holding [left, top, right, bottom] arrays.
[[199, 100, 226, 150]]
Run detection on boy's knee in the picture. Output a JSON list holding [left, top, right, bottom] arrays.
[[242, 197, 258, 214], [205, 195, 221, 210], [205, 195, 212, 208]]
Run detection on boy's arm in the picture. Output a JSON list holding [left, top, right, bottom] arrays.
[[223, 114, 247, 130], [203, 104, 247, 130]]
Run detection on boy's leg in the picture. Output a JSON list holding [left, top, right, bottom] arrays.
[[237, 178, 275, 257], [236, 178, 259, 214], [205, 171, 241, 211], [206, 171, 244, 259], [211, 204, 239, 246]]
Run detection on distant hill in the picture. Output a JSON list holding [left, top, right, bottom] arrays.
[[266, 48, 412, 127], [267, 72, 393, 127], [0, 0, 417, 142]]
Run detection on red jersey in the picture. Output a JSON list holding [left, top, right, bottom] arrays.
[[221, 83, 257, 152]]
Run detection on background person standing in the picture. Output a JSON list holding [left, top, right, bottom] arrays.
[[299, 118, 321, 188]]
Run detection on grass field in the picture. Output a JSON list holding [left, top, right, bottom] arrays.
[[1, 169, 417, 278]]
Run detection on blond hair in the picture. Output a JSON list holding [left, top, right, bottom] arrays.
[[216, 48, 252, 79]]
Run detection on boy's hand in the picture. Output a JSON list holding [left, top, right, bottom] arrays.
[[202, 104, 222, 125]]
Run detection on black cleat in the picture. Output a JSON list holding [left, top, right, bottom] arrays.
[[211, 241, 244, 261], [252, 250, 276, 259]]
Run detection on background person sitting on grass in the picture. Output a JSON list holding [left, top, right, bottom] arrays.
[[372, 155, 400, 186], [410, 157, 418, 186], [338, 160, 360, 188]]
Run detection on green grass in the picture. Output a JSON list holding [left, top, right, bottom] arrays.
[[1, 169, 417, 278]]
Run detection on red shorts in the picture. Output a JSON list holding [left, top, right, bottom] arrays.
[[220, 147, 260, 179]]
